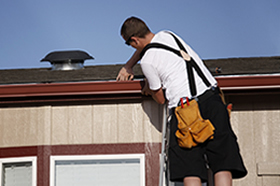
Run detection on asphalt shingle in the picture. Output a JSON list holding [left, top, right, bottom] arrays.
[[0, 56, 279, 85]]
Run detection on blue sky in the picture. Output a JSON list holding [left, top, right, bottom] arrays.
[[0, 0, 279, 69]]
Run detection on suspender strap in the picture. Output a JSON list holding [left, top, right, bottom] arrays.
[[168, 32, 211, 96], [140, 32, 211, 97], [140, 42, 197, 95], [140, 43, 181, 58]]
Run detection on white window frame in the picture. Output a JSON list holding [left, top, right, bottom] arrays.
[[50, 154, 145, 186], [0, 156, 37, 186]]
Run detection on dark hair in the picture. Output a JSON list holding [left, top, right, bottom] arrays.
[[120, 16, 151, 40]]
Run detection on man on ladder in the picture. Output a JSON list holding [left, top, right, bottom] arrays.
[[117, 16, 247, 186], [159, 106, 209, 186]]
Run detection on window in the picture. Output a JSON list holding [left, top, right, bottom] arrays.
[[0, 157, 37, 186], [50, 154, 145, 186]]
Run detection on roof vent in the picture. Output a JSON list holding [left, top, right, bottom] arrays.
[[41, 50, 94, 71]]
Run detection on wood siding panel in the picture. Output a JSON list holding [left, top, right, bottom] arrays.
[[68, 105, 93, 144], [231, 109, 280, 186], [257, 162, 280, 176], [262, 176, 280, 186], [254, 110, 280, 162], [34, 106, 51, 145], [0, 107, 51, 147], [117, 103, 145, 143], [92, 101, 162, 144], [93, 104, 118, 143], [51, 105, 93, 145], [1, 108, 23, 147], [51, 106, 69, 144], [231, 111, 255, 186], [142, 100, 163, 143], [0, 101, 162, 147]]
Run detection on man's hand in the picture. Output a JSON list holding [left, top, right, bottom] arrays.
[[141, 79, 152, 96], [116, 67, 134, 81]]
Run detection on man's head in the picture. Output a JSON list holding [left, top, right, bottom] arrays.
[[121, 16, 152, 48]]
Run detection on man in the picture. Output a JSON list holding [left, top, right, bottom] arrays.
[[117, 16, 247, 186]]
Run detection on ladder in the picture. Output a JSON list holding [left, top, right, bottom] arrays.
[[159, 104, 170, 186]]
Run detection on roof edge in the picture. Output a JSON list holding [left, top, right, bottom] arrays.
[[0, 75, 279, 99], [0, 81, 143, 98], [217, 75, 280, 90]]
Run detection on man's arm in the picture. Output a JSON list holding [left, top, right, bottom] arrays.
[[116, 50, 141, 81], [151, 88, 166, 105], [141, 79, 165, 104]]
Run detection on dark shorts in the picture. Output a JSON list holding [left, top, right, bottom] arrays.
[[168, 93, 247, 182]]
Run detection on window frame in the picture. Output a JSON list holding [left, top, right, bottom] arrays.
[[0, 156, 37, 186], [50, 154, 145, 186]]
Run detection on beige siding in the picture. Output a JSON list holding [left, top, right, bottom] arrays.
[[93, 104, 118, 143], [0, 100, 162, 147], [232, 110, 280, 186], [1, 97, 280, 185], [142, 100, 164, 142], [52, 105, 93, 145], [0, 106, 51, 147]]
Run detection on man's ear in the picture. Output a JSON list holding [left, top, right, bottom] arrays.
[[130, 36, 139, 45]]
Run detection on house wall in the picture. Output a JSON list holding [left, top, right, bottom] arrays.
[[0, 99, 164, 186], [0, 100, 163, 147], [1, 93, 280, 186], [228, 94, 280, 186]]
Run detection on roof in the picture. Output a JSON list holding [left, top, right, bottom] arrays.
[[0, 64, 143, 85], [0, 56, 279, 85], [205, 56, 280, 75], [0, 56, 279, 106]]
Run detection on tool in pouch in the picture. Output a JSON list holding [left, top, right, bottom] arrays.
[[140, 32, 215, 148], [175, 97, 215, 148]]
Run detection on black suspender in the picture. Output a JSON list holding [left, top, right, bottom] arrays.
[[140, 32, 211, 97]]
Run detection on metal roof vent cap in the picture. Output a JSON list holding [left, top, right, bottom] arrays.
[[41, 50, 94, 71]]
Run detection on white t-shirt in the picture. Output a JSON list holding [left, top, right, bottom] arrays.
[[140, 31, 217, 108]]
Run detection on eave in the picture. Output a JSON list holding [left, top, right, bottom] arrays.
[[0, 81, 143, 98], [217, 75, 280, 90], [0, 75, 279, 106]]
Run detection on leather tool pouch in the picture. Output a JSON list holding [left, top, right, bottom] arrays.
[[175, 99, 215, 148]]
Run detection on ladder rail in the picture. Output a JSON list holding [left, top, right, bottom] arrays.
[[159, 104, 169, 186]]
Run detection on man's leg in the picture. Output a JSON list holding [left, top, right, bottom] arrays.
[[214, 171, 232, 186], [183, 176, 201, 186]]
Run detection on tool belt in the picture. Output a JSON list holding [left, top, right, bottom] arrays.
[[175, 95, 215, 148]]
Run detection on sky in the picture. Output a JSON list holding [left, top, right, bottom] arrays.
[[0, 0, 279, 70]]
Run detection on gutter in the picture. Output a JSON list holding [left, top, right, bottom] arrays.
[[217, 75, 280, 90], [0, 81, 143, 98], [0, 75, 279, 106]]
